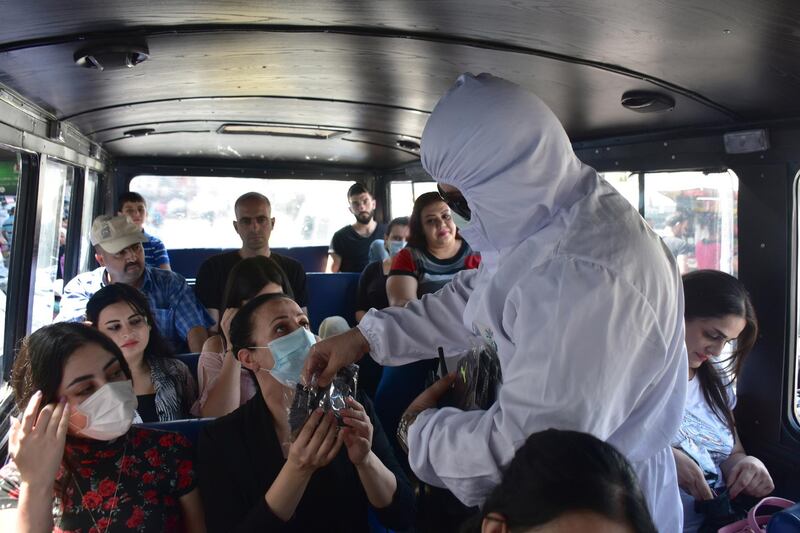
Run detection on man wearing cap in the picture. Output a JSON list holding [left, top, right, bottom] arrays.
[[56, 214, 214, 353]]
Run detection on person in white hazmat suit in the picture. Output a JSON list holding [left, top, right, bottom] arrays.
[[304, 73, 688, 532]]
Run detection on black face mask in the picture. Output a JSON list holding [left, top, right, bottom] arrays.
[[437, 185, 472, 221]]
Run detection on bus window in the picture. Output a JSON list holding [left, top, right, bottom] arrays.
[[130, 175, 355, 249], [600, 172, 639, 211], [795, 173, 800, 422], [0, 148, 20, 366], [643, 170, 738, 276], [389, 180, 439, 218], [31, 158, 73, 333], [77, 171, 99, 273]]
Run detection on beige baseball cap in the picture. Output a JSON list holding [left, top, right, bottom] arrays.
[[90, 214, 147, 254]]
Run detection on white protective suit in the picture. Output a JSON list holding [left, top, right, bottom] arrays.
[[358, 73, 687, 531]]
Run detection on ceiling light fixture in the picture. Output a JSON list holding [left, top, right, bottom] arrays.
[[621, 90, 675, 113], [74, 42, 150, 71], [218, 123, 349, 139]]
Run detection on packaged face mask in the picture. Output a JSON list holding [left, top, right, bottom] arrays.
[[68, 380, 137, 441], [288, 364, 359, 440], [262, 326, 317, 386], [439, 343, 503, 411]]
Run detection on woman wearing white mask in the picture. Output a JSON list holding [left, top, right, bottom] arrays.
[[197, 293, 414, 533], [305, 73, 687, 532], [0, 322, 205, 532]]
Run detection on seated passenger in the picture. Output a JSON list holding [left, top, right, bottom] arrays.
[[197, 293, 414, 532], [375, 193, 480, 458], [353, 217, 410, 398], [672, 270, 774, 531], [195, 255, 292, 417], [464, 429, 656, 533], [118, 191, 171, 270], [355, 216, 410, 322], [0, 323, 204, 532], [87, 283, 198, 422], [194, 192, 307, 329], [386, 191, 480, 306], [328, 183, 387, 273], [56, 214, 214, 353]]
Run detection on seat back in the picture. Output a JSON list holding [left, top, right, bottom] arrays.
[[173, 352, 200, 383], [135, 418, 215, 448], [169, 246, 329, 283], [306, 272, 361, 332]]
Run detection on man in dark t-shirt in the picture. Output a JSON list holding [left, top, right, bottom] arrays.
[[329, 183, 386, 273], [662, 212, 692, 274], [194, 192, 307, 328]]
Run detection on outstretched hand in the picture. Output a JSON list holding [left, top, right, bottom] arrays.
[[302, 328, 369, 386]]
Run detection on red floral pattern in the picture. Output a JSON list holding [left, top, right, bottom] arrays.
[[0, 427, 195, 532]]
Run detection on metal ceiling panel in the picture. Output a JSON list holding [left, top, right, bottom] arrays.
[[0, 1, 798, 167], [101, 130, 419, 167]]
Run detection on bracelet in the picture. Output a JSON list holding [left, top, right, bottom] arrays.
[[396, 410, 422, 455]]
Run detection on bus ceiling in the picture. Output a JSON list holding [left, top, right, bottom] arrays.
[[0, 1, 798, 169]]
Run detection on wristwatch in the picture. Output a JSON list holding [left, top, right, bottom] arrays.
[[397, 410, 422, 455]]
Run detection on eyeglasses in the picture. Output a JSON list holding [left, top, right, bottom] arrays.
[[437, 185, 471, 221]]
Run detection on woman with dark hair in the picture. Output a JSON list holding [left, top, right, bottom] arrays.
[[386, 192, 480, 307], [672, 270, 773, 531], [355, 216, 410, 323], [196, 255, 293, 417], [465, 429, 656, 533], [0, 322, 205, 531], [86, 283, 197, 422], [376, 194, 480, 468], [197, 293, 414, 532]]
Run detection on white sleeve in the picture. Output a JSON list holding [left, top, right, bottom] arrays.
[[358, 268, 480, 365], [406, 258, 673, 507]]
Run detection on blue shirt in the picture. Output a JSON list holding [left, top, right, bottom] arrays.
[[56, 266, 213, 352], [143, 231, 170, 269]]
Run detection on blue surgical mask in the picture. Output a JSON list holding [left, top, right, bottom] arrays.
[[388, 240, 406, 256], [451, 211, 470, 231], [253, 326, 317, 386]]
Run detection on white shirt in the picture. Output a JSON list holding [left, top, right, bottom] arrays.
[[672, 376, 736, 531], [358, 73, 687, 532]]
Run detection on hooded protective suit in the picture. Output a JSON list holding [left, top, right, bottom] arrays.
[[358, 73, 687, 531]]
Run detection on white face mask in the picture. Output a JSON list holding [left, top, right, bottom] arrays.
[[451, 211, 470, 231], [68, 380, 137, 441]]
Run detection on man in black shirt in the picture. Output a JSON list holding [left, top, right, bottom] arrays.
[[194, 192, 307, 328], [328, 183, 386, 273]]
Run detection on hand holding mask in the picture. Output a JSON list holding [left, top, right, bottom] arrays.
[[289, 364, 359, 440]]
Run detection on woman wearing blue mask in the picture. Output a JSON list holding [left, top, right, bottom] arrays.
[[197, 293, 414, 533], [195, 255, 293, 417], [355, 216, 409, 323], [0, 322, 205, 532]]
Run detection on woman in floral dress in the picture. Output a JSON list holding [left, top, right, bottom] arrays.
[[0, 322, 205, 532]]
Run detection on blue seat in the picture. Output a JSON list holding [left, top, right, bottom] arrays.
[[306, 272, 361, 332], [169, 246, 329, 283], [135, 418, 215, 447], [173, 352, 200, 382]]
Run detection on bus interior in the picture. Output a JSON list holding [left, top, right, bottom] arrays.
[[0, 0, 799, 516]]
